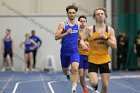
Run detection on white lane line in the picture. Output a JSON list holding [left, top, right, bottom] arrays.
[[0, 74, 14, 93], [109, 75, 140, 79], [0, 79, 11, 82], [48, 81, 57, 93], [85, 75, 140, 81], [12, 79, 49, 93], [12, 82, 21, 93], [48, 75, 140, 93], [48, 80, 67, 93], [40, 73, 48, 93], [86, 85, 93, 91], [48, 79, 94, 93], [112, 80, 140, 93], [0, 79, 33, 82]]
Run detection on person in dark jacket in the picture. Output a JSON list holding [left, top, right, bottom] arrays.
[[134, 31, 140, 70], [30, 30, 42, 69], [117, 31, 128, 71]]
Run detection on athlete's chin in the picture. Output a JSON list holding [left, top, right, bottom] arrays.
[[80, 25, 85, 28], [98, 20, 104, 23], [69, 17, 75, 20]]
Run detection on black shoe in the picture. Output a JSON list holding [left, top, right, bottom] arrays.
[[66, 75, 70, 80], [72, 90, 76, 93]]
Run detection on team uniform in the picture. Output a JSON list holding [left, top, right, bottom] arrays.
[[30, 35, 42, 49], [88, 25, 111, 73], [61, 21, 80, 68], [4, 36, 13, 58], [78, 37, 89, 69], [24, 39, 34, 54]]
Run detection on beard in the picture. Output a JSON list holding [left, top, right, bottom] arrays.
[[69, 18, 74, 20], [68, 16, 75, 20]]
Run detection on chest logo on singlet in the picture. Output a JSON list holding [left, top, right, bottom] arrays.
[[92, 25, 109, 45], [71, 30, 78, 34]]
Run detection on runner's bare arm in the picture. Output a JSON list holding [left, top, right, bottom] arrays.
[[80, 28, 90, 50], [55, 22, 71, 40], [11, 37, 14, 53], [107, 27, 117, 48], [1, 38, 5, 54]]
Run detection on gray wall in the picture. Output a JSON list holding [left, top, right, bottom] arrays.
[[0, 0, 104, 15], [0, 0, 104, 71]]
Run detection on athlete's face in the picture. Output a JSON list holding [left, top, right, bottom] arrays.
[[94, 10, 106, 22], [32, 31, 35, 35], [6, 31, 10, 36], [25, 34, 30, 39], [67, 9, 77, 20], [79, 18, 87, 28]]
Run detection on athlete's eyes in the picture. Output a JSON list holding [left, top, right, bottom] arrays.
[[96, 12, 104, 16], [80, 21, 86, 23], [68, 12, 76, 14], [101, 13, 104, 15]]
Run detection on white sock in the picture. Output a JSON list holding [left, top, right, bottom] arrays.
[[66, 70, 70, 75], [72, 83, 77, 91]]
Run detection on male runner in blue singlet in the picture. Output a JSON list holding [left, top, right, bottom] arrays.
[[55, 5, 86, 93]]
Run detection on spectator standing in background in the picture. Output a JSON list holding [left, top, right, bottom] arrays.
[[20, 33, 37, 71], [134, 31, 140, 70], [117, 31, 128, 71], [1, 29, 14, 71], [30, 30, 42, 69]]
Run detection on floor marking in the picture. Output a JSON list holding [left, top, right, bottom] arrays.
[[0, 74, 14, 93], [40, 73, 48, 93], [12, 79, 50, 93], [48, 75, 140, 93], [48, 80, 67, 93], [112, 80, 140, 93]]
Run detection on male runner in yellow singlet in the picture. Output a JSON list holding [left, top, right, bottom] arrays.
[[80, 8, 117, 93]]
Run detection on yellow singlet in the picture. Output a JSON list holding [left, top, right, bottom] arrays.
[[78, 36, 89, 56], [88, 25, 111, 64]]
